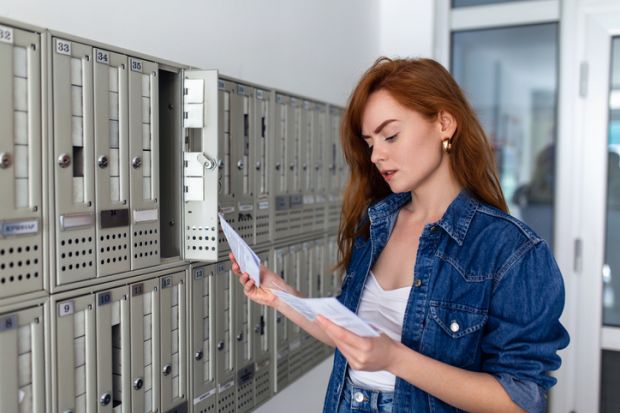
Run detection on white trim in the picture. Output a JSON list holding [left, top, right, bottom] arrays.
[[433, 0, 451, 67], [451, 0, 559, 31], [548, 1, 581, 412], [602, 327, 620, 350]]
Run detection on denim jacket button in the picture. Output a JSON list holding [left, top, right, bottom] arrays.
[[450, 320, 460, 333], [414, 279, 422, 287], [354, 392, 365, 402]]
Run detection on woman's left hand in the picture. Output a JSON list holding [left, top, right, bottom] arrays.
[[315, 315, 400, 372]]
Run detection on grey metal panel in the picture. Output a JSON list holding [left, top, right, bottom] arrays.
[[314, 104, 328, 232], [54, 294, 96, 413], [213, 260, 236, 408], [94, 285, 130, 413], [94, 49, 131, 277], [159, 271, 187, 413], [272, 94, 290, 239], [271, 247, 289, 393], [128, 277, 158, 413], [253, 89, 272, 245], [0, 305, 45, 413], [0, 24, 43, 298], [301, 101, 316, 233], [52, 37, 97, 285], [253, 250, 272, 407], [189, 264, 217, 412], [182, 70, 219, 262], [128, 57, 160, 270], [234, 251, 254, 411]]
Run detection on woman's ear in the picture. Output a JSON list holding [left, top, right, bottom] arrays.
[[438, 110, 457, 139]]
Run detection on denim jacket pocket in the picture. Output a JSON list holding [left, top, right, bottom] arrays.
[[422, 301, 488, 368]]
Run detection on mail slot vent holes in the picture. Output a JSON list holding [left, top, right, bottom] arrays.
[[186, 225, 217, 252], [256, 214, 269, 239], [255, 368, 271, 402], [99, 231, 129, 265], [59, 234, 95, 272], [0, 240, 41, 284], [237, 380, 253, 410], [132, 227, 158, 258], [218, 391, 235, 413], [199, 405, 216, 413]]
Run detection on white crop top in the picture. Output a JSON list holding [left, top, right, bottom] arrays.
[[348, 271, 412, 392]]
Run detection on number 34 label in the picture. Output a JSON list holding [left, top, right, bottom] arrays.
[[0, 25, 14, 44], [55, 39, 72, 56]]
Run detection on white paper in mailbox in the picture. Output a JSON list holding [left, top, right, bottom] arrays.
[[218, 213, 261, 287], [270, 289, 379, 337]]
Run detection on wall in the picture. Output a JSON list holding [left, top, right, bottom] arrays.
[[379, 0, 435, 59], [0, 0, 381, 106]]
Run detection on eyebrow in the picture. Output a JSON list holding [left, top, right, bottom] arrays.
[[361, 119, 398, 139]]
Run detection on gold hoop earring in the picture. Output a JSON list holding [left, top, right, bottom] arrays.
[[442, 138, 453, 154]]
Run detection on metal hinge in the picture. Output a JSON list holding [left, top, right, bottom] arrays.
[[574, 238, 582, 273], [579, 62, 588, 98]]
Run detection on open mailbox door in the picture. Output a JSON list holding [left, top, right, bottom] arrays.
[[182, 70, 219, 261]]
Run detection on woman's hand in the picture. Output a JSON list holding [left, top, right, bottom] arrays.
[[316, 315, 399, 372], [229, 252, 289, 308]]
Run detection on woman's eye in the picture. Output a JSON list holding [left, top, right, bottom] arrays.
[[385, 134, 398, 142]]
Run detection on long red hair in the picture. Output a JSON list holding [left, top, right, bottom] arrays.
[[336, 57, 508, 274]]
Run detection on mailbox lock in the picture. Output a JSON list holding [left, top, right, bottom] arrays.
[[255, 161, 261, 171], [236, 332, 244, 341], [289, 163, 295, 171], [276, 315, 283, 324], [100, 392, 112, 406], [58, 154, 71, 168], [162, 364, 172, 376], [0, 152, 12, 169], [218, 159, 224, 170], [98, 155, 109, 168], [237, 160, 244, 170], [303, 163, 307, 171], [133, 377, 144, 390], [275, 162, 281, 171], [217, 340, 225, 351], [195, 350, 203, 361], [132, 156, 142, 169]]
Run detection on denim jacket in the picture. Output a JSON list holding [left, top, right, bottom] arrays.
[[323, 191, 570, 413]]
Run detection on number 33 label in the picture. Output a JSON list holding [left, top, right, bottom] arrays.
[[55, 39, 72, 55], [0, 25, 13, 44]]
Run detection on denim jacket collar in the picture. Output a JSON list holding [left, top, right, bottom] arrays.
[[368, 190, 479, 246]]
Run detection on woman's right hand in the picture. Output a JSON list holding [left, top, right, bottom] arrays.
[[229, 252, 287, 308]]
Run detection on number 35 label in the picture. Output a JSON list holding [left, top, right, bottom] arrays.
[[130, 58, 143, 73], [55, 39, 72, 55], [0, 25, 14, 44]]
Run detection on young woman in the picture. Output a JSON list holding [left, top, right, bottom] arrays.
[[230, 57, 569, 413]]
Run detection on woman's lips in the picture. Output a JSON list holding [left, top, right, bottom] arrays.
[[381, 170, 396, 181]]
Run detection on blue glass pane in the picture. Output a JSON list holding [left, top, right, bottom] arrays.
[[451, 23, 558, 246]]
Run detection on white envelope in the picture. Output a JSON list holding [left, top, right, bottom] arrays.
[[218, 213, 261, 287], [270, 289, 379, 337]]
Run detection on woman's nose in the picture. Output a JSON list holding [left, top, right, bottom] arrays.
[[370, 144, 385, 164]]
